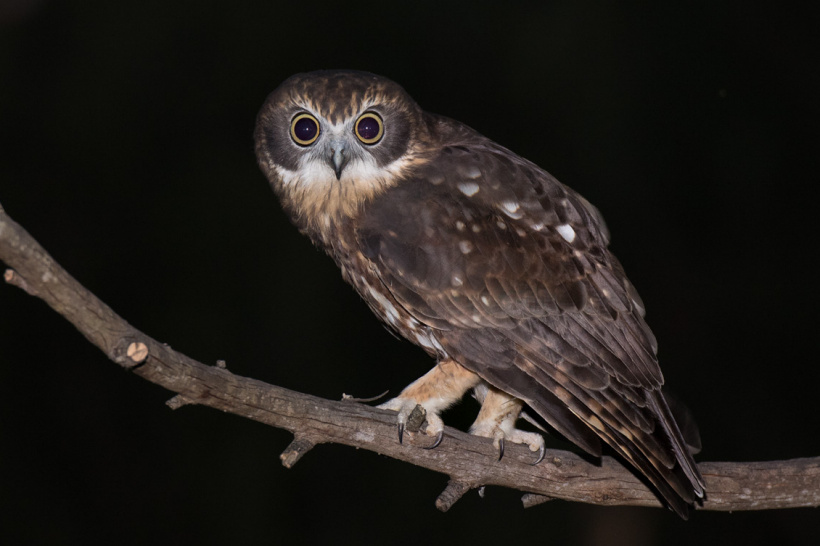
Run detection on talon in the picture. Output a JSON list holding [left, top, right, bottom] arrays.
[[425, 429, 444, 450], [531, 443, 546, 466], [469, 388, 546, 464], [379, 395, 448, 450]]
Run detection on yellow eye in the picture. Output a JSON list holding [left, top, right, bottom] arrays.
[[354, 112, 384, 144], [290, 113, 320, 145]]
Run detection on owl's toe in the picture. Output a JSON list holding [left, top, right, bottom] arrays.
[[470, 385, 546, 464], [379, 396, 446, 448]]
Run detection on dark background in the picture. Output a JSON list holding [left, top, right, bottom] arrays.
[[2, 1, 819, 544]]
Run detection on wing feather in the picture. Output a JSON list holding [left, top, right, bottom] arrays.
[[357, 129, 704, 514]]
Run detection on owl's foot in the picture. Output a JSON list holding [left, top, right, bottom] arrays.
[[470, 385, 546, 464], [378, 358, 481, 449]]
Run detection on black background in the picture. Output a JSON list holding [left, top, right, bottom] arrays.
[[2, 1, 819, 544]]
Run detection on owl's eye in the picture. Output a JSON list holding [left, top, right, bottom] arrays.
[[354, 112, 384, 144], [290, 113, 320, 146]]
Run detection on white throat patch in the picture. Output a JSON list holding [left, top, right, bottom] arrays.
[[268, 118, 421, 233]]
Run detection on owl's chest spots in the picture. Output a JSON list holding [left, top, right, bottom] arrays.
[[340, 250, 410, 328], [337, 247, 445, 358]]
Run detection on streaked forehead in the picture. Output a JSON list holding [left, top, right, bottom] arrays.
[[273, 70, 413, 124]]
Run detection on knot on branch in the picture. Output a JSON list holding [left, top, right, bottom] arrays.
[[4, 268, 37, 296], [112, 337, 152, 369], [126, 341, 149, 364]]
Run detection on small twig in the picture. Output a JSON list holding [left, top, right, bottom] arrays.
[[521, 493, 553, 508], [435, 480, 473, 512], [166, 394, 194, 410], [280, 436, 318, 468], [341, 390, 390, 403]]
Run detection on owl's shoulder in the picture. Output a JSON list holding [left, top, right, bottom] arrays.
[[367, 117, 610, 252]]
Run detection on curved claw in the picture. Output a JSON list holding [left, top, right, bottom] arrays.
[[424, 429, 444, 450], [397, 422, 405, 445], [497, 437, 505, 461], [530, 443, 546, 466]]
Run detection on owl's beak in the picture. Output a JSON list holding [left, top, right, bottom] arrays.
[[328, 142, 348, 180]]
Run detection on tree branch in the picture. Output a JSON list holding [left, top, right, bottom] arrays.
[[1, 202, 818, 513]]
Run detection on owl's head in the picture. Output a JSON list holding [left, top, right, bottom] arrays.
[[255, 70, 428, 229]]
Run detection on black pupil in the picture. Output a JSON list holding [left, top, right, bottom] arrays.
[[294, 117, 317, 142], [357, 116, 380, 140]]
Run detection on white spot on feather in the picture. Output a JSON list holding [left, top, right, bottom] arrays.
[[500, 200, 523, 219], [415, 332, 445, 352], [501, 200, 519, 213], [458, 182, 480, 196], [367, 287, 401, 326], [556, 224, 576, 243], [451, 275, 464, 287], [459, 240, 473, 254], [415, 333, 432, 348], [428, 173, 445, 185], [458, 165, 482, 179]]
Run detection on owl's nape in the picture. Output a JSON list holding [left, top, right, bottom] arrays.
[[255, 70, 705, 517]]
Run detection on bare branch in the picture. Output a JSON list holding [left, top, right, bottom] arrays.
[[1, 203, 818, 513]]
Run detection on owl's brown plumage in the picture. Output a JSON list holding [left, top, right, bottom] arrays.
[[255, 70, 705, 517]]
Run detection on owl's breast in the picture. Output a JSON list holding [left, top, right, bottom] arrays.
[[329, 225, 446, 359]]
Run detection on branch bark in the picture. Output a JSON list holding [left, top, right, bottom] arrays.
[[1, 202, 818, 513]]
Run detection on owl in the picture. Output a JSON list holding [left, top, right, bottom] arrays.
[[254, 70, 705, 517]]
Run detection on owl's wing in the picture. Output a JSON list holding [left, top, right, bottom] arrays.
[[357, 140, 704, 514]]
